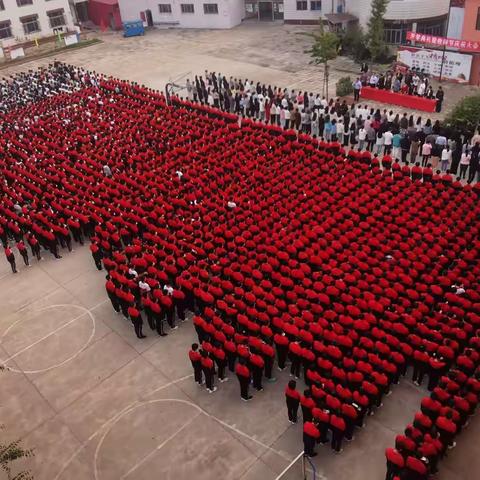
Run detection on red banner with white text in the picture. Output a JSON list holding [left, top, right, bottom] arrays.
[[406, 31, 480, 52]]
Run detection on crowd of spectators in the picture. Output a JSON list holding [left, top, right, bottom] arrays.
[[355, 64, 445, 112], [183, 71, 479, 183]]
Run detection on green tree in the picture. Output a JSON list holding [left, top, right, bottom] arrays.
[[1, 367, 34, 480], [305, 28, 340, 100], [340, 26, 369, 62], [444, 93, 480, 134], [367, 0, 389, 62]]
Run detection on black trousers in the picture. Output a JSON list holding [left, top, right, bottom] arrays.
[[166, 307, 175, 328], [302, 405, 313, 423], [286, 397, 299, 422], [193, 363, 203, 384], [345, 417, 356, 440], [237, 375, 250, 399], [155, 313, 166, 336], [319, 422, 329, 443], [290, 353, 301, 378], [252, 365, 263, 390], [92, 252, 103, 270], [276, 344, 288, 369], [216, 358, 226, 380], [459, 164, 468, 179], [7, 257, 17, 273], [133, 320, 143, 338], [303, 434, 316, 456], [107, 291, 120, 312], [176, 301, 186, 321], [120, 300, 129, 318], [71, 227, 83, 244], [19, 250, 29, 266], [31, 243, 41, 260], [264, 355, 274, 379], [204, 367, 214, 390], [227, 351, 237, 372], [412, 361, 426, 385], [331, 427, 344, 452], [194, 324, 206, 343]]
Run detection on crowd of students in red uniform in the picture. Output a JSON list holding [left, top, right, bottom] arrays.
[[1, 64, 480, 480]]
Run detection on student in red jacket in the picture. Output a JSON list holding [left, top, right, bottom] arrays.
[[404, 455, 428, 480], [285, 380, 301, 423], [261, 339, 276, 381], [16, 240, 29, 267], [330, 411, 346, 453], [249, 352, 265, 391], [4, 245, 17, 273], [201, 349, 217, 393], [128, 304, 145, 339], [274, 332, 289, 370], [385, 447, 404, 480], [303, 421, 320, 457], [300, 389, 315, 423], [213, 343, 228, 383], [235, 357, 252, 401], [436, 410, 457, 451], [189, 343, 203, 386]]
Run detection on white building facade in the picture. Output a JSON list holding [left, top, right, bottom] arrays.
[[0, 0, 75, 45], [118, 0, 245, 29], [283, 0, 451, 44]]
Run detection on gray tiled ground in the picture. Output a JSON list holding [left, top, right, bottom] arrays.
[[1, 23, 479, 480]]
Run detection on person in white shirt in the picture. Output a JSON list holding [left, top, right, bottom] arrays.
[[358, 127, 367, 151], [441, 146, 451, 172], [375, 131, 384, 155], [258, 96, 265, 121], [417, 81, 426, 97], [139, 279, 151, 293], [383, 130, 393, 154], [336, 120, 345, 145], [459, 151, 470, 179]]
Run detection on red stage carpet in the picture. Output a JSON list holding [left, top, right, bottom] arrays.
[[360, 86, 437, 112]]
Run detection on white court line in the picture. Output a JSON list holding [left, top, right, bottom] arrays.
[[52, 375, 194, 480], [119, 413, 201, 479], [3, 306, 90, 362], [0, 302, 106, 374], [93, 397, 292, 480], [274, 451, 304, 480]]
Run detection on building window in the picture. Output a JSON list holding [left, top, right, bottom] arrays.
[[181, 3, 194, 13], [203, 3, 218, 14], [384, 20, 410, 45], [310, 1, 321, 11], [476, 7, 480, 31], [47, 9, 66, 28], [296, 1, 307, 11], [416, 19, 446, 37], [20, 14, 41, 34], [16, 0, 33, 6], [0, 20, 12, 39], [158, 4, 172, 14], [0, 1, 4, 11]]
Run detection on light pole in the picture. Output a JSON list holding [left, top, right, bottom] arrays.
[[439, 0, 453, 82]]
